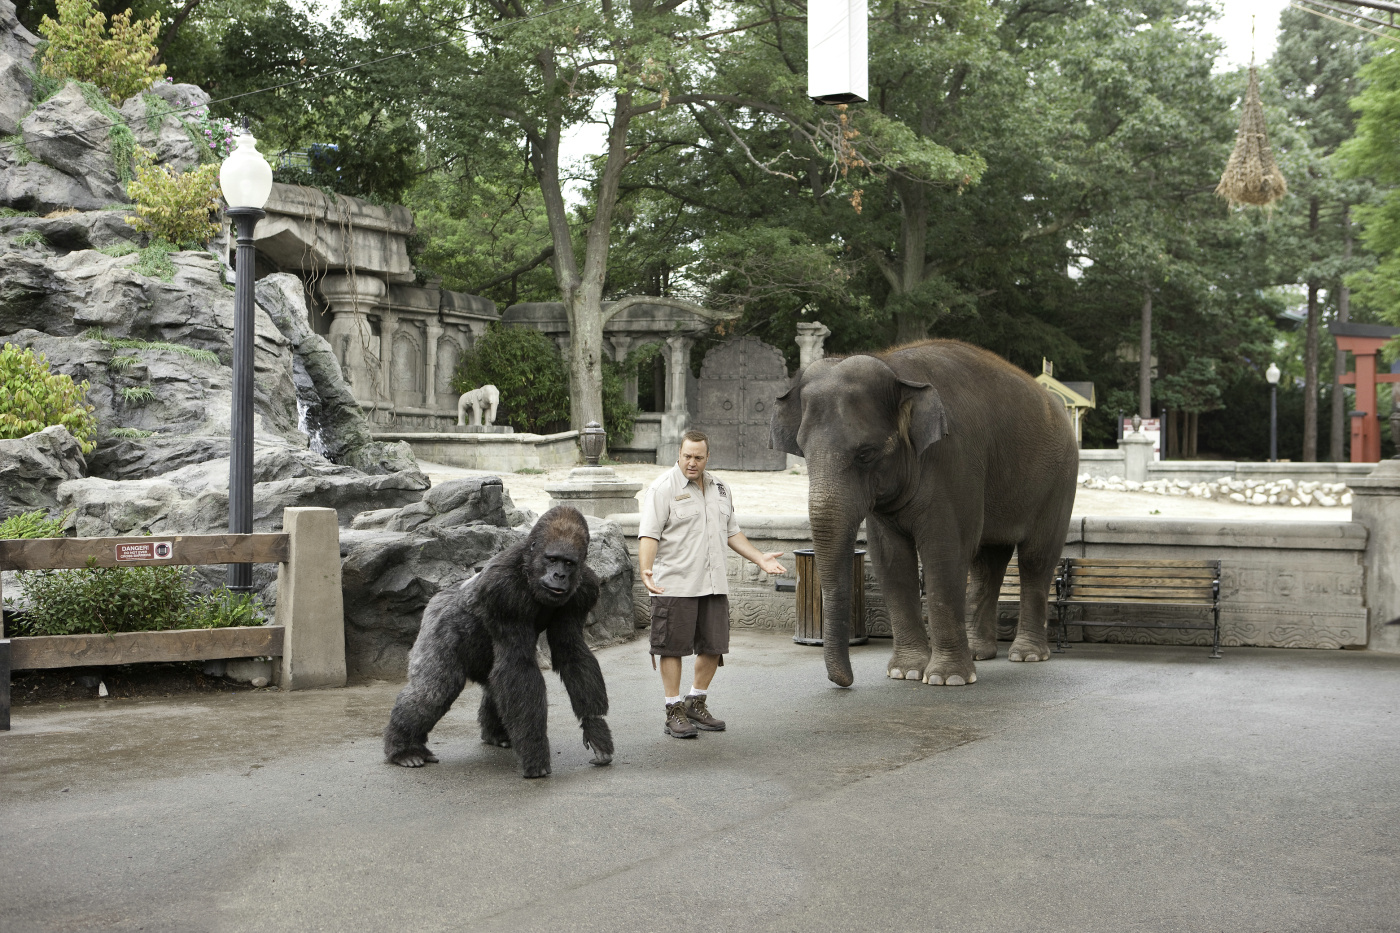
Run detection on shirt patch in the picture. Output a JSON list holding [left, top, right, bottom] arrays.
[[717, 482, 728, 497]]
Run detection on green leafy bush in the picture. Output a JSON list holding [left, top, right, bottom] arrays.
[[13, 562, 266, 636], [125, 149, 221, 249], [37, 0, 165, 104], [0, 343, 96, 452], [451, 324, 637, 444], [0, 508, 71, 539]]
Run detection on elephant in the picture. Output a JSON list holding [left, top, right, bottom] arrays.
[[458, 384, 501, 427], [769, 340, 1078, 688]]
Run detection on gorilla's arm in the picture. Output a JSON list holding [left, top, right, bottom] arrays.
[[545, 567, 612, 762], [475, 560, 555, 777]]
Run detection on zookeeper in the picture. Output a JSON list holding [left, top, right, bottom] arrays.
[[638, 429, 787, 739]]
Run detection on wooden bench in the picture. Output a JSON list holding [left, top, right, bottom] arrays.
[[1053, 558, 1222, 658], [0, 507, 346, 730]]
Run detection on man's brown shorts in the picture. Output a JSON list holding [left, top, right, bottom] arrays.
[[649, 594, 730, 657]]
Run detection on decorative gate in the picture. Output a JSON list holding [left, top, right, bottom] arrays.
[[692, 337, 789, 471]]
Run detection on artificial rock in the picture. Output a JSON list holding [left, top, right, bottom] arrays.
[[0, 425, 86, 522]]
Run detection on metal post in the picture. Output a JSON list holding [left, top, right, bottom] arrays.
[[226, 207, 265, 593], [1270, 384, 1278, 462]]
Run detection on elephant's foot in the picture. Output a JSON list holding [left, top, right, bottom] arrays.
[[886, 650, 931, 682], [1007, 635, 1051, 662], [921, 653, 977, 686], [968, 634, 998, 661]]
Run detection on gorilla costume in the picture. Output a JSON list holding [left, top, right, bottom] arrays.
[[383, 506, 614, 777]]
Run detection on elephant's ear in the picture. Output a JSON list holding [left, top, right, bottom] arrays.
[[898, 379, 948, 454], [769, 383, 804, 456]]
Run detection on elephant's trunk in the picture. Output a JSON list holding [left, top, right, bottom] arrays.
[[809, 486, 863, 687]]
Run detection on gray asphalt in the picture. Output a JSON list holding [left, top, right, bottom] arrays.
[[3, 633, 1399, 933]]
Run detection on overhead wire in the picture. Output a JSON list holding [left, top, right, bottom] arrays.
[[0, 0, 586, 157]]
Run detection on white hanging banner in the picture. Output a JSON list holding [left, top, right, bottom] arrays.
[[808, 0, 868, 104]]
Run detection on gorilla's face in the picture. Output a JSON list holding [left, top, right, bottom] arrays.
[[532, 542, 582, 606], [526, 507, 591, 607]]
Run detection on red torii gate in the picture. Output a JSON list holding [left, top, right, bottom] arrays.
[[1330, 322, 1400, 463]]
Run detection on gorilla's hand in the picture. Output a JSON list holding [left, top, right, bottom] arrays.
[[581, 716, 613, 765]]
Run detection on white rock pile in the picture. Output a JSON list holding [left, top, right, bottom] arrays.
[[1077, 475, 1352, 508]]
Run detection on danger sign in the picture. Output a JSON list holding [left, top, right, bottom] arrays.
[[115, 541, 174, 562]]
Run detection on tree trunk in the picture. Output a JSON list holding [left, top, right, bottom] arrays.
[[1139, 287, 1153, 419], [1304, 196, 1320, 463], [1304, 282, 1320, 462], [887, 178, 931, 345], [1330, 205, 1352, 462], [1188, 411, 1198, 459]]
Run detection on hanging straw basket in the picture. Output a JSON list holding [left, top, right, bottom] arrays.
[[1216, 66, 1286, 208]]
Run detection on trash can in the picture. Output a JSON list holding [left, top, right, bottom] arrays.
[[792, 548, 867, 646]]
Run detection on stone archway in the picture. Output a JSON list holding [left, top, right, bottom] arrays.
[[692, 336, 789, 471]]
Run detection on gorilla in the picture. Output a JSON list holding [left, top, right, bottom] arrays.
[[383, 506, 614, 777]]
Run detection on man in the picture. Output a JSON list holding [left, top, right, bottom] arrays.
[[638, 430, 787, 738]]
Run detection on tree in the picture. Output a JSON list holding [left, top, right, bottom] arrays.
[[1268, 8, 1376, 461]]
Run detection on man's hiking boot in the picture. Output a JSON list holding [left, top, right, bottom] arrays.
[[683, 694, 726, 731], [664, 701, 698, 738]]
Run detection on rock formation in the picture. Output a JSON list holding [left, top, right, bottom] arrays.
[[0, 3, 635, 668]]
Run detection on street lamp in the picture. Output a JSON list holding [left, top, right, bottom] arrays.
[[219, 129, 272, 593], [1265, 362, 1281, 463]]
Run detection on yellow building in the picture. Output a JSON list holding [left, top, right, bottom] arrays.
[[1035, 359, 1095, 446]]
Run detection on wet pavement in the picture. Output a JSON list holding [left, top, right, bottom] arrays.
[[3, 632, 1399, 933]]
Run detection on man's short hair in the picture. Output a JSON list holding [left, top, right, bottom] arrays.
[[681, 429, 709, 451]]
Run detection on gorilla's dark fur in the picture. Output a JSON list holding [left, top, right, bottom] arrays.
[[383, 506, 613, 777]]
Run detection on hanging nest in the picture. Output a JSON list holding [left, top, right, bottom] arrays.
[[1216, 66, 1287, 208]]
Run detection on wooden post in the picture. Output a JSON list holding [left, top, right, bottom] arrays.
[[1, 639, 10, 731], [274, 508, 346, 689]]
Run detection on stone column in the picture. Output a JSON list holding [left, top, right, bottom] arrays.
[[424, 318, 443, 411], [659, 334, 693, 465], [609, 334, 638, 407], [379, 309, 397, 408], [320, 274, 386, 405], [555, 334, 571, 365], [795, 321, 831, 370], [1352, 459, 1400, 653], [1119, 431, 1153, 483]]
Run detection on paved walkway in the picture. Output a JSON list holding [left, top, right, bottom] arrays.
[[4, 633, 1398, 932], [420, 461, 1355, 522]]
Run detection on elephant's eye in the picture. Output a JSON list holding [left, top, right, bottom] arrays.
[[855, 445, 880, 464]]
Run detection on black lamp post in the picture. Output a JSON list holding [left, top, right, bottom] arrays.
[[1266, 362, 1281, 462], [219, 129, 272, 592]]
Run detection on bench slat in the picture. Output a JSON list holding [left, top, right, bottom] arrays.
[[1062, 597, 1216, 607], [1070, 558, 1217, 569], [1069, 571, 1215, 585], [1069, 569, 1217, 582], [1066, 585, 1215, 600], [0, 534, 289, 570]]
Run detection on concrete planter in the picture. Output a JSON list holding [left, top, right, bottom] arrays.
[[377, 430, 581, 472]]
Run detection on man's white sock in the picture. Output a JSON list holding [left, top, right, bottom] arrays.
[[688, 687, 707, 697], [666, 695, 681, 705]]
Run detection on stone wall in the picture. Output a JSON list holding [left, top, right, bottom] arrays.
[[612, 514, 1369, 650], [1078, 447, 1376, 484]]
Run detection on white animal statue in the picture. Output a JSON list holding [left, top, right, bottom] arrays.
[[458, 384, 501, 427]]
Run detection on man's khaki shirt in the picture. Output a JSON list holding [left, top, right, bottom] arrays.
[[638, 464, 740, 597]]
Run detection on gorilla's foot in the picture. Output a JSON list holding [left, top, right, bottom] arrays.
[[480, 725, 512, 747], [388, 746, 439, 768], [1007, 636, 1051, 662], [581, 716, 614, 765], [521, 763, 552, 779], [921, 655, 977, 686]]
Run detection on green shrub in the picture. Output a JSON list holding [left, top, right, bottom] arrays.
[[131, 240, 177, 280], [451, 324, 637, 443], [118, 385, 154, 403], [13, 230, 46, 248], [0, 508, 71, 539], [37, 0, 165, 104], [0, 343, 96, 452], [108, 355, 139, 370], [125, 149, 220, 249], [13, 562, 266, 636]]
